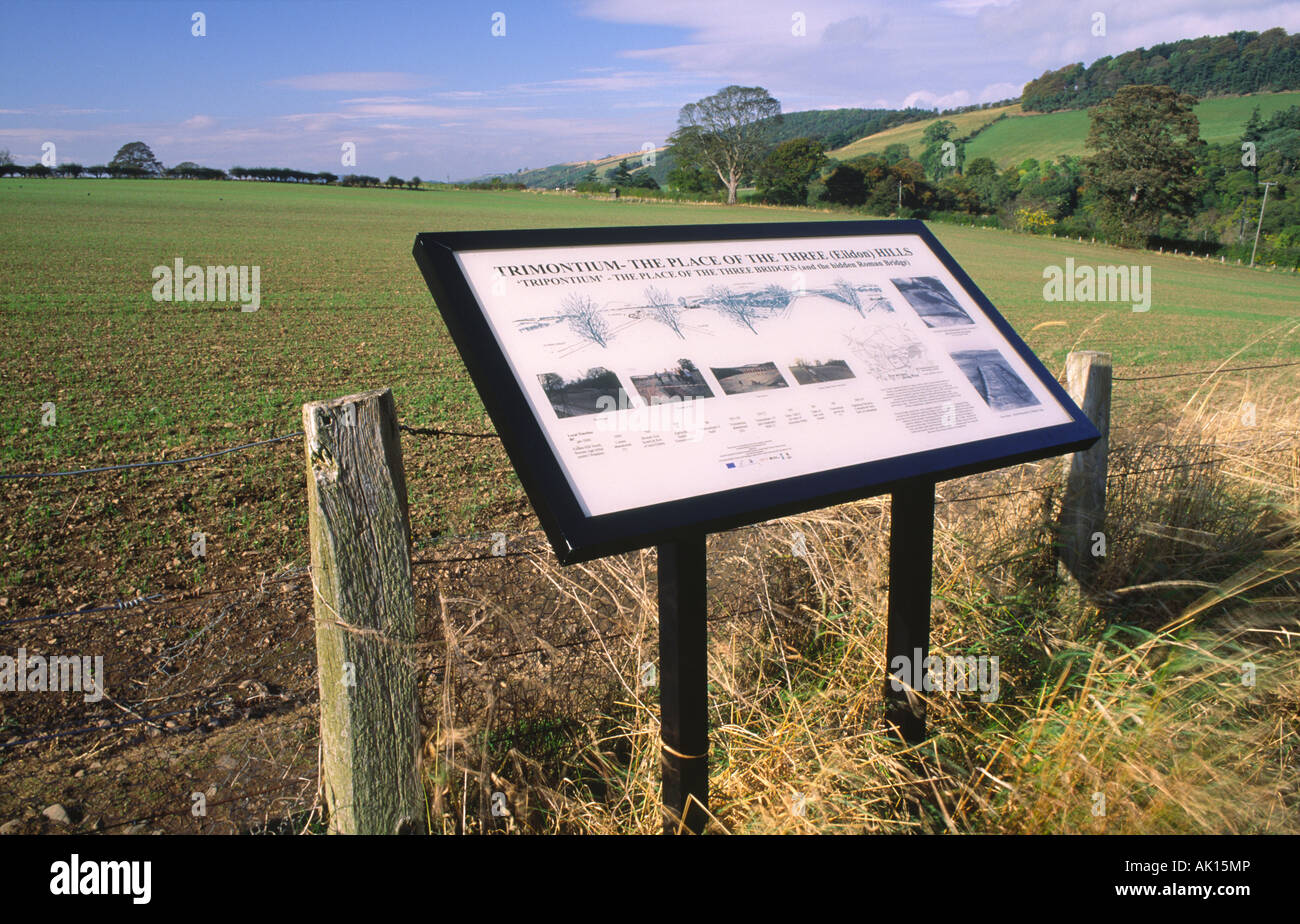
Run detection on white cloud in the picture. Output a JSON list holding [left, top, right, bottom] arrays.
[[937, 0, 1017, 15], [903, 89, 972, 110], [269, 72, 430, 91], [338, 96, 424, 105]]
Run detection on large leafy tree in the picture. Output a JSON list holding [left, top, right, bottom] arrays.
[[670, 85, 781, 204], [820, 153, 933, 214], [756, 137, 827, 205], [919, 120, 963, 181], [1084, 85, 1203, 245], [666, 163, 722, 195], [608, 159, 633, 186], [109, 141, 164, 176]]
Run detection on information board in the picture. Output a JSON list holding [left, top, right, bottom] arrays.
[[414, 221, 1099, 563]]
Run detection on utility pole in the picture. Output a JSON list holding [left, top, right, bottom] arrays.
[[1250, 181, 1276, 267]]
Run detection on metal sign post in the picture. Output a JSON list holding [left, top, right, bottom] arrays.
[[657, 534, 709, 833], [884, 482, 936, 744]]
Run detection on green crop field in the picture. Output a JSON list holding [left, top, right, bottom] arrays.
[[0, 178, 1296, 606], [831, 91, 1300, 168]]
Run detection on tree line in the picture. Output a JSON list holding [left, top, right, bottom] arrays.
[[0, 141, 430, 189], [1022, 28, 1300, 112]]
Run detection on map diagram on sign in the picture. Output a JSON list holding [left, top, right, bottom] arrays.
[[843, 319, 939, 381]]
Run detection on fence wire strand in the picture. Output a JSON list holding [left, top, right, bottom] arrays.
[[0, 431, 303, 480]]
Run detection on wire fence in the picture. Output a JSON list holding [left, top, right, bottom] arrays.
[[5, 355, 1296, 630], [1, 351, 1296, 830], [0, 432, 303, 480], [1111, 359, 1300, 382]]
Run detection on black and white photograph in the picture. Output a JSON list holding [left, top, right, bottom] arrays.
[[709, 361, 791, 395], [891, 276, 975, 328], [629, 358, 714, 403], [537, 367, 626, 418], [788, 358, 856, 385], [950, 349, 1041, 411]]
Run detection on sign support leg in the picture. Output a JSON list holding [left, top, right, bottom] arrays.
[[885, 482, 936, 744], [658, 534, 708, 834]]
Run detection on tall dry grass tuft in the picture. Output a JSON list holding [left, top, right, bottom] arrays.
[[420, 366, 1299, 834]]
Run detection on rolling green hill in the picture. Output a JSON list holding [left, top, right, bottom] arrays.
[[829, 104, 1023, 161], [832, 91, 1300, 169], [480, 148, 668, 189]]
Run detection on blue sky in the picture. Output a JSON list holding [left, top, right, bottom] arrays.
[[2, 0, 1298, 179]]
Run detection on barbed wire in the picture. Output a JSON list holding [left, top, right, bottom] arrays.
[[0, 432, 302, 480], [400, 423, 498, 439], [0, 419, 502, 482], [3, 359, 1296, 639], [0, 567, 309, 629], [9, 437, 1293, 631], [1112, 359, 1300, 382], [427, 604, 768, 676], [939, 483, 1056, 504], [1, 687, 317, 753], [0, 592, 167, 628], [0, 706, 199, 750]]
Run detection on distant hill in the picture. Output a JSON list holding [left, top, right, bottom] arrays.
[[1022, 28, 1300, 112], [483, 28, 1300, 187], [753, 106, 938, 150], [830, 91, 1300, 168], [497, 150, 666, 189], [491, 106, 972, 187]]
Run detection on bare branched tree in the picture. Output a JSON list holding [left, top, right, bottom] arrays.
[[707, 285, 761, 334], [561, 293, 612, 348], [644, 286, 686, 338]]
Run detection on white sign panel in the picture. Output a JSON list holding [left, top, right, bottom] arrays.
[[453, 232, 1073, 518]]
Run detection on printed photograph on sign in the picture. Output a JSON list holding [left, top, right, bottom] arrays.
[[629, 358, 714, 404], [950, 349, 1041, 411], [710, 362, 790, 395], [891, 276, 975, 328], [538, 367, 625, 418], [788, 358, 856, 385]]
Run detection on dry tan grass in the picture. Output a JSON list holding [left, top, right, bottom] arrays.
[[419, 367, 1300, 834]]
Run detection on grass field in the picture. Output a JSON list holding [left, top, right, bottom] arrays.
[[1, 178, 1296, 834], [830, 91, 1300, 167]]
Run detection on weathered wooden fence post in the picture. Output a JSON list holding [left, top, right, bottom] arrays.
[[303, 388, 424, 834], [1058, 351, 1112, 594]]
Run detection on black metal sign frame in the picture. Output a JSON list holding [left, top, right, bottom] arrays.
[[413, 220, 1099, 566]]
